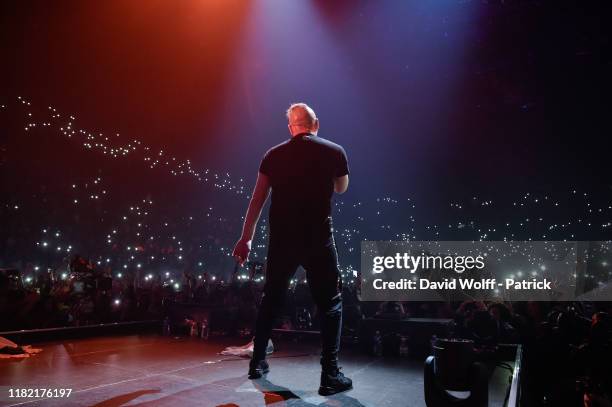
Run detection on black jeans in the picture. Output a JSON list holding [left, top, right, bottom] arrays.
[[252, 233, 343, 371]]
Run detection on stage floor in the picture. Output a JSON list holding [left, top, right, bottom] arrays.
[[1, 334, 428, 407], [1, 333, 515, 406]]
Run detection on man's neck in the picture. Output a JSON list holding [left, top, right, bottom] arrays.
[[292, 131, 317, 137]]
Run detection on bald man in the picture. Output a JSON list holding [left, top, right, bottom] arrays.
[[233, 103, 352, 395]]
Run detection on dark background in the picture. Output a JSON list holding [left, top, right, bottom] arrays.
[[1, 0, 611, 273]]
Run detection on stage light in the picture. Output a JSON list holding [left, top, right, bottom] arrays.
[[61, 273, 67, 280], [114, 299, 121, 306]]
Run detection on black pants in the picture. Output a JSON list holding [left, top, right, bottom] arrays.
[[252, 233, 343, 371]]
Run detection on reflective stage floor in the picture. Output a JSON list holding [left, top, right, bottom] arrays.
[[0, 334, 428, 407]]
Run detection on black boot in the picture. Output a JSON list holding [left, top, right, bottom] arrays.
[[248, 359, 269, 379], [319, 367, 353, 396]]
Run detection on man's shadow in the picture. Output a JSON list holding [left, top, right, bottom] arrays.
[[247, 377, 367, 407]]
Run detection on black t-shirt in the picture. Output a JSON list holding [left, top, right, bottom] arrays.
[[259, 133, 349, 240]]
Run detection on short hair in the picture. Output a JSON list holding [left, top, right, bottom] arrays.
[[286, 103, 317, 126]]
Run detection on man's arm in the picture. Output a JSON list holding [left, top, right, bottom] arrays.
[[232, 172, 271, 265], [334, 174, 349, 194]]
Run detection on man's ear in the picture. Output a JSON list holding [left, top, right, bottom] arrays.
[[313, 119, 320, 131], [287, 123, 293, 136]]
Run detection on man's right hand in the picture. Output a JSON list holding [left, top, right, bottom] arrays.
[[232, 238, 252, 266]]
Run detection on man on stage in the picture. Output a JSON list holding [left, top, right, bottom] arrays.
[[232, 103, 352, 396]]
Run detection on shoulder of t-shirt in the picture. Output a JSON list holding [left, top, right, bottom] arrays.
[[263, 139, 292, 158], [312, 136, 345, 153]]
